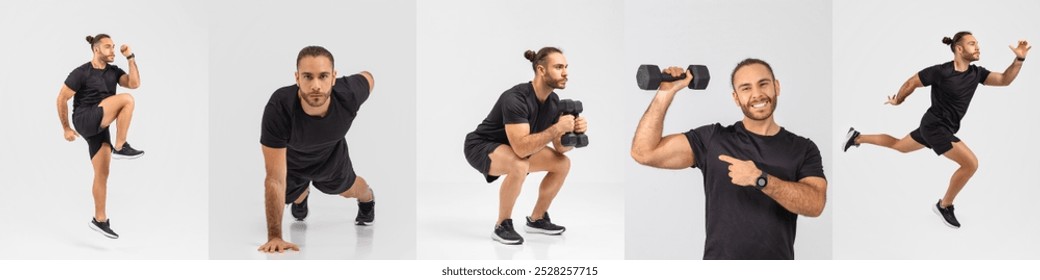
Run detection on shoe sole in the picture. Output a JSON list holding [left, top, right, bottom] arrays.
[[932, 204, 961, 229], [88, 222, 119, 239], [843, 128, 857, 152], [112, 153, 144, 160], [355, 220, 375, 226], [491, 234, 523, 245], [524, 225, 565, 235]]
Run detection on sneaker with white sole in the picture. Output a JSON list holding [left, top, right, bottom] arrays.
[[525, 212, 566, 235], [89, 217, 119, 239]]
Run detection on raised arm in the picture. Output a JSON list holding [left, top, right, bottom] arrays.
[[118, 44, 140, 89], [983, 40, 1030, 87], [359, 71, 374, 92], [258, 145, 298, 253], [56, 85, 78, 142], [630, 67, 696, 169]]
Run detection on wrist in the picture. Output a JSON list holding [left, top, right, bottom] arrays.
[[126, 53, 135, 60], [1016, 56, 1025, 62]]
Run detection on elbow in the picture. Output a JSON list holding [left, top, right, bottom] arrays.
[[630, 148, 652, 166], [804, 206, 824, 218]]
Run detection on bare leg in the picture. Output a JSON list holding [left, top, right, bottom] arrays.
[[340, 176, 373, 202], [488, 145, 529, 224], [856, 133, 925, 153], [91, 143, 113, 221], [98, 93, 135, 150], [940, 142, 978, 207], [526, 148, 570, 220], [294, 189, 309, 204]]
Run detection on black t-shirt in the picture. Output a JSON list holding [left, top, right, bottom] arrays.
[[918, 61, 991, 132], [684, 122, 825, 260], [260, 74, 370, 180], [467, 82, 560, 146], [64, 62, 127, 112]]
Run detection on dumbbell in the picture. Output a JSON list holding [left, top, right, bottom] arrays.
[[636, 64, 710, 90], [559, 99, 588, 148]]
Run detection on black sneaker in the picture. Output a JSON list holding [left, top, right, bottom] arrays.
[[89, 218, 119, 239], [525, 212, 566, 235], [112, 143, 144, 159], [843, 127, 860, 152], [933, 199, 961, 228], [355, 200, 375, 226], [291, 194, 309, 221], [492, 219, 524, 245]]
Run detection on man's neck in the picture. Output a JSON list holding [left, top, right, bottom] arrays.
[[90, 57, 106, 69], [953, 56, 970, 72], [531, 78, 553, 103], [741, 117, 780, 136]]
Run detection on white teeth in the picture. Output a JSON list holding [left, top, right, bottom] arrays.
[[752, 102, 767, 108]]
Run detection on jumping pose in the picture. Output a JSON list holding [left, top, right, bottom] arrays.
[[56, 33, 145, 239], [844, 32, 1029, 228]]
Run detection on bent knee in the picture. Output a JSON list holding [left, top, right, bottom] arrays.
[[509, 158, 530, 175]]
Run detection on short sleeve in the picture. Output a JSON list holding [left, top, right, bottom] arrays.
[[796, 140, 826, 180], [917, 64, 942, 87], [260, 96, 291, 148], [976, 66, 991, 84], [111, 65, 127, 79], [501, 92, 530, 124], [336, 74, 370, 115], [64, 68, 83, 92], [684, 123, 719, 169]]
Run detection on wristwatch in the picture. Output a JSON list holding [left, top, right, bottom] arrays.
[[754, 170, 768, 190], [1017, 56, 1026, 62], [127, 53, 136, 60]]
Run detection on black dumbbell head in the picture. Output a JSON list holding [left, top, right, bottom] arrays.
[[688, 65, 710, 90], [636, 64, 662, 90]]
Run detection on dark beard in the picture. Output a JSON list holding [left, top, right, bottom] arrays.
[[739, 95, 777, 121], [299, 90, 330, 107]]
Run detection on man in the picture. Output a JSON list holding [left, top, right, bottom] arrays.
[[258, 46, 376, 253], [630, 59, 827, 260], [844, 32, 1029, 228], [463, 47, 588, 245], [56, 33, 145, 239]]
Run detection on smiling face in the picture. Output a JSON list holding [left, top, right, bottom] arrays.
[[295, 55, 337, 108], [731, 63, 779, 121], [93, 37, 116, 63]]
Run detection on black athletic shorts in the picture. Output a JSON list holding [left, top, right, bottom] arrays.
[[910, 114, 960, 156], [463, 133, 503, 183], [284, 170, 357, 204], [72, 105, 110, 160]]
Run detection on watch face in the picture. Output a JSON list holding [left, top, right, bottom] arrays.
[[757, 177, 766, 187]]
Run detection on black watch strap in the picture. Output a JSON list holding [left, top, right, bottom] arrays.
[[755, 171, 768, 190], [127, 53, 136, 60], [1017, 56, 1025, 62]]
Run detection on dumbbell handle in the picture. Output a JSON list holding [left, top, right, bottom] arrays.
[[659, 72, 687, 82]]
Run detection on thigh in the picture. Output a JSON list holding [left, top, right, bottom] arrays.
[[895, 133, 926, 153], [488, 145, 525, 177], [942, 141, 977, 166], [527, 147, 568, 173], [98, 93, 132, 128]]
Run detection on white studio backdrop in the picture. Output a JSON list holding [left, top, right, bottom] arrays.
[[206, 0, 417, 260], [834, 0, 1040, 259], [0, 0, 210, 259], [416, 0, 628, 260], [623, 0, 834, 260]]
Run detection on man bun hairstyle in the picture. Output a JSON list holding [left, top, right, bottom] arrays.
[[523, 47, 563, 72], [85, 33, 111, 50], [942, 31, 972, 53]]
